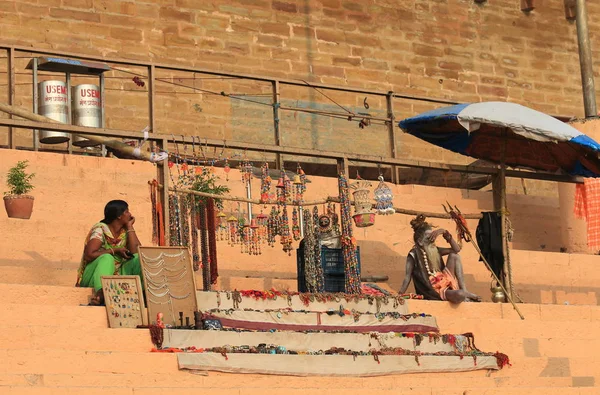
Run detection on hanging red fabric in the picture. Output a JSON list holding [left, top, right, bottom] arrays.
[[574, 179, 600, 250], [207, 198, 219, 285]]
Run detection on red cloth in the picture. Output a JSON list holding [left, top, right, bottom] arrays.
[[574, 179, 600, 250]]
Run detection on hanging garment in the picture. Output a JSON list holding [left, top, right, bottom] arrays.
[[475, 212, 504, 280], [574, 179, 600, 250]]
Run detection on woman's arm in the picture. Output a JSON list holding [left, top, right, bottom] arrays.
[[125, 217, 141, 254], [83, 238, 115, 262]]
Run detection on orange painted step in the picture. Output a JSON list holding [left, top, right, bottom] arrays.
[[0, 326, 152, 352], [0, 373, 584, 390], [0, 283, 91, 305]]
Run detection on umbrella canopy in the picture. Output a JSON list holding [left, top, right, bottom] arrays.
[[398, 102, 600, 177]]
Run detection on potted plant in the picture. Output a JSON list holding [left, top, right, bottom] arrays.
[[4, 160, 35, 219]]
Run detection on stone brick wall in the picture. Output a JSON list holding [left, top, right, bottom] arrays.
[[0, 0, 597, 197]]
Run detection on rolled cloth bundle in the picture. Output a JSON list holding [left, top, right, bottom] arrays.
[[0, 103, 167, 163]]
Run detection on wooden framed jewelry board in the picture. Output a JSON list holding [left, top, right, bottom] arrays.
[[101, 275, 147, 328], [139, 246, 198, 327]]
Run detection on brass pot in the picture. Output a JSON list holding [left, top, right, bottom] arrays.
[[490, 282, 506, 303]]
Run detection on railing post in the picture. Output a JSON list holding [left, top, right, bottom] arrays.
[[386, 91, 398, 184], [272, 80, 283, 169], [159, 137, 170, 245], [148, 65, 156, 133], [66, 72, 73, 154], [100, 73, 106, 156], [7, 48, 15, 149], [32, 57, 39, 151], [337, 157, 349, 178]]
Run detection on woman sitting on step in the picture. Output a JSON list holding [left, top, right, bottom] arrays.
[[76, 200, 142, 306]]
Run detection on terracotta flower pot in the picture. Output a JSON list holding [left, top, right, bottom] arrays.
[[3, 195, 34, 219]]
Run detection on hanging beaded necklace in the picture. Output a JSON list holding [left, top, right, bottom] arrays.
[[338, 173, 361, 294], [419, 247, 440, 278], [259, 162, 272, 204], [292, 207, 301, 241], [190, 196, 200, 271]]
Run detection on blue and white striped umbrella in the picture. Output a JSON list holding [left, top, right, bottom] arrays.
[[398, 102, 600, 177]]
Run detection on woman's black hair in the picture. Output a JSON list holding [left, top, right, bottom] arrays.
[[101, 200, 129, 224]]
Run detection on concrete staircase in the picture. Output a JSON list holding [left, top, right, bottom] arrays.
[[0, 148, 599, 393]]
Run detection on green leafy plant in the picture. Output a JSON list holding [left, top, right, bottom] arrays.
[[5, 160, 35, 196], [190, 167, 229, 210]]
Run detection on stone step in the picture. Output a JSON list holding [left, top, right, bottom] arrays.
[[0, 301, 593, 360], [2, 259, 599, 299], [0, 387, 596, 395], [0, 349, 178, 375], [0, 353, 597, 385], [0, 305, 593, 360], [0, 283, 91, 305], [0, 325, 152, 352], [196, 290, 409, 313], [0, 373, 586, 391]]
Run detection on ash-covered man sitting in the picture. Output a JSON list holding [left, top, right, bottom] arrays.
[[399, 214, 481, 304]]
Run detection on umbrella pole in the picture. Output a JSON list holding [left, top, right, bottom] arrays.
[[500, 163, 514, 301], [493, 129, 513, 302]]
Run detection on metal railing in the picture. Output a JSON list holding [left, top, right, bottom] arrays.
[[0, 44, 586, 244]]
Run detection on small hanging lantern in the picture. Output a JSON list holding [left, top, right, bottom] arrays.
[[350, 176, 375, 228], [223, 159, 231, 181], [241, 157, 253, 184], [374, 175, 395, 215], [227, 215, 238, 246], [256, 211, 269, 244]]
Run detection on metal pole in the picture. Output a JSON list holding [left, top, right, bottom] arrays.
[[66, 72, 73, 154], [32, 58, 39, 151], [272, 80, 283, 170], [100, 73, 106, 156], [8, 48, 15, 149], [246, 180, 253, 221], [576, 0, 597, 117], [386, 91, 398, 184], [160, 138, 171, 245], [148, 65, 155, 156]]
